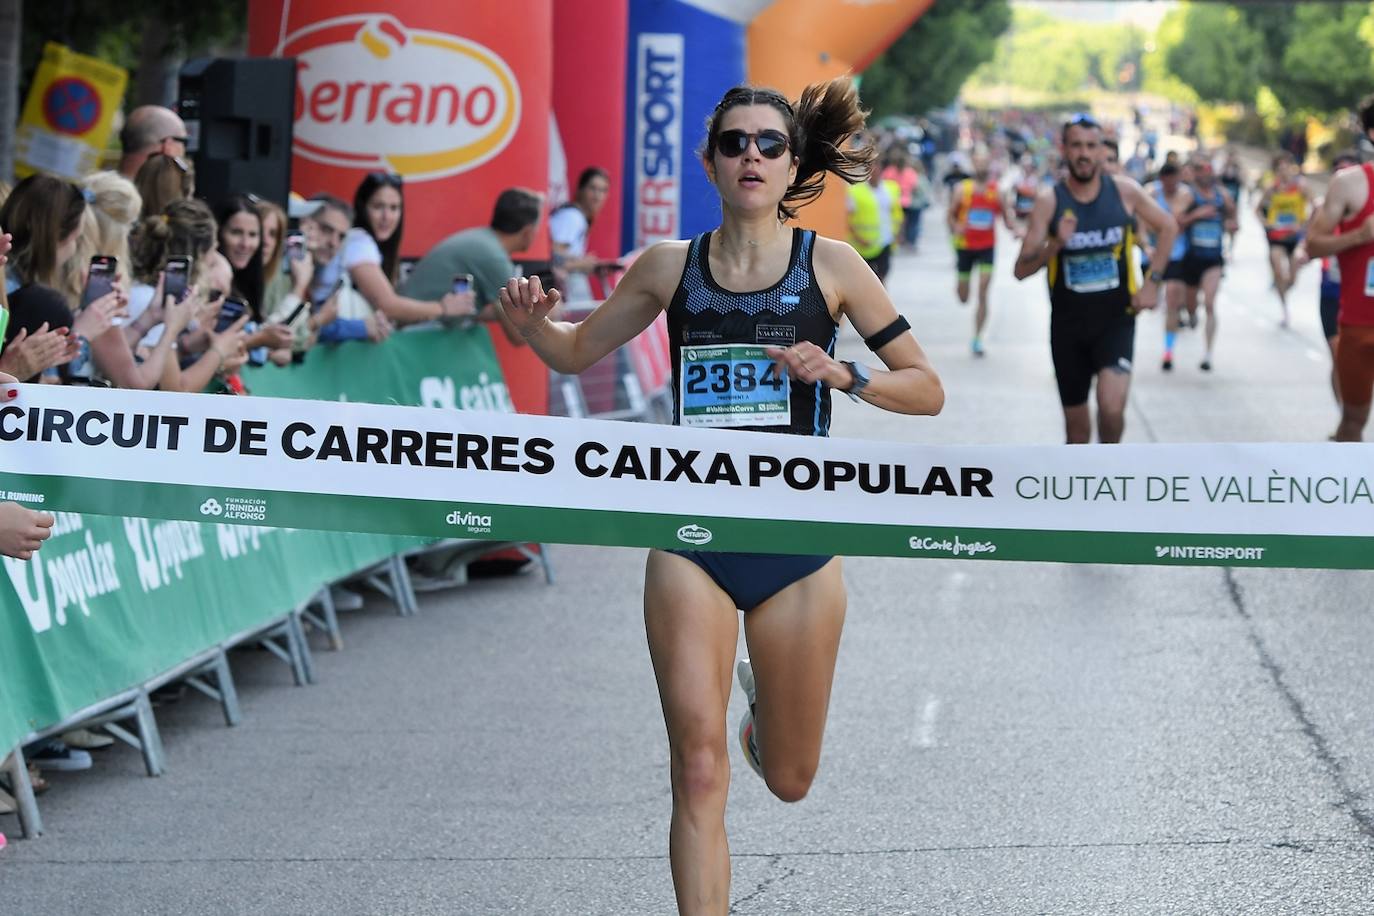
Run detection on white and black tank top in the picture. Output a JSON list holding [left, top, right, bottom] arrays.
[[667, 228, 837, 437]]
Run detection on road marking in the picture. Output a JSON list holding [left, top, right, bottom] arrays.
[[912, 695, 941, 749]]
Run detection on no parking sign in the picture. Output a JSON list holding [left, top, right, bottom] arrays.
[[15, 42, 127, 180]]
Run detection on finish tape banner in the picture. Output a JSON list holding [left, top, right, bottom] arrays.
[[1, 384, 1372, 569]]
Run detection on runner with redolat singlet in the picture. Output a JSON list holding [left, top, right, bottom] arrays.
[[1304, 95, 1374, 442], [500, 78, 943, 916], [1013, 114, 1179, 445], [1257, 152, 1315, 328]]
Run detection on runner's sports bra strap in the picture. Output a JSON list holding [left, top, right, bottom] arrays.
[[864, 316, 911, 351]]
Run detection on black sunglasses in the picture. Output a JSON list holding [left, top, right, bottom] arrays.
[[716, 129, 790, 160], [368, 171, 404, 187]]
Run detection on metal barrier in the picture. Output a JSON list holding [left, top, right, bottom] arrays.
[[547, 301, 673, 424], [1, 537, 549, 840]]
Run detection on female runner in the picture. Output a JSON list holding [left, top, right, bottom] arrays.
[[500, 78, 944, 915]]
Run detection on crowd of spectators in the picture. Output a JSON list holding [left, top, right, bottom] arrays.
[[0, 102, 604, 825]]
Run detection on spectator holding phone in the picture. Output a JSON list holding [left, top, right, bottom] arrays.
[[215, 195, 292, 365], [548, 166, 612, 302], [401, 188, 544, 343], [0, 176, 121, 380], [342, 172, 473, 326], [297, 195, 390, 345], [100, 199, 216, 389], [134, 153, 194, 221]]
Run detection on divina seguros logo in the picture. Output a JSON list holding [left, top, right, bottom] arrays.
[[282, 15, 521, 182], [447, 509, 493, 534]]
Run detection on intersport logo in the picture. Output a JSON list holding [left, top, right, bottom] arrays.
[[283, 14, 521, 181]]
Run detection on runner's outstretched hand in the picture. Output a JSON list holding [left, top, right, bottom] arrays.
[[499, 275, 562, 337]]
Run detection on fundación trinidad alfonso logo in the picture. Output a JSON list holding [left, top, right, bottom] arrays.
[[281, 14, 521, 182]]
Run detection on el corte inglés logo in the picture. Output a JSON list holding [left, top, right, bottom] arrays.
[[283, 14, 521, 181]]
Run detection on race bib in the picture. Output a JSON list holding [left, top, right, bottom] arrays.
[[679, 344, 790, 428], [1364, 260, 1374, 298], [1064, 252, 1120, 294], [967, 208, 995, 231], [1191, 222, 1222, 248], [1276, 212, 1298, 228]]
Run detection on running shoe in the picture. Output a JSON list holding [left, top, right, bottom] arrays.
[[1199, 359, 1212, 372], [971, 337, 985, 358], [29, 741, 92, 772], [1162, 353, 1173, 372], [736, 659, 763, 779]]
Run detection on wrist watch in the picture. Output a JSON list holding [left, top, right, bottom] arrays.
[[1148, 270, 1164, 283], [840, 360, 870, 402]]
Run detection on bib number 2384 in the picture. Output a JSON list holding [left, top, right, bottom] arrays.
[[680, 344, 790, 428]]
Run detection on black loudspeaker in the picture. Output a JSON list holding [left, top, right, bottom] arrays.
[[177, 57, 296, 210]]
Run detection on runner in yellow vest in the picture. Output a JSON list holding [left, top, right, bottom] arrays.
[[847, 169, 902, 284], [1256, 152, 1314, 327]]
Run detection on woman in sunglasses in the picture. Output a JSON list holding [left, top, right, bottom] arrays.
[[342, 171, 473, 326], [501, 77, 943, 914]]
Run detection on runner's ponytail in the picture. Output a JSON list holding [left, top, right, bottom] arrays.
[[784, 77, 875, 220]]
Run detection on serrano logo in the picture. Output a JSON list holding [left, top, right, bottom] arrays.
[[676, 524, 712, 546], [283, 15, 521, 182]]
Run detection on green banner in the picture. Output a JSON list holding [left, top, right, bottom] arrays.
[[0, 326, 509, 754]]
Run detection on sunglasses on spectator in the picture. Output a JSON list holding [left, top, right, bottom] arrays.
[[161, 135, 190, 146], [159, 153, 191, 174], [368, 171, 404, 188], [716, 129, 790, 159]]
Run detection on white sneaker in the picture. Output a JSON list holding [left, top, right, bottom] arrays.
[[30, 741, 92, 771], [736, 659, 763, 778], [61, 728, 114, 751], [329, 585, 364, 611], [736, 658, 756, 706]]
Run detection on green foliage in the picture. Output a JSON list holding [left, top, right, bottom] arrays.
[[1163, 4, 1265, 106], [860, 0, 1013, 117], [19, 0, 245, 107], [969, 5, 1146, 99], [1274, 4, 1374, 113]]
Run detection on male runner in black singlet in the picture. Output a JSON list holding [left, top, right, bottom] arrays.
[[1013, 115, 1179, 443]]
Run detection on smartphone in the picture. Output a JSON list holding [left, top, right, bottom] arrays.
[[81, 255, 117, 308], [278, 298, 309, 327], [452, 273, 474, 296], [163, 255, 192, 304], [285, 232, 306, 262], [215, 295, 249, 333]]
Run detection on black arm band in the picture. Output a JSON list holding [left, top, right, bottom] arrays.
[[863, 316, 911, 352]]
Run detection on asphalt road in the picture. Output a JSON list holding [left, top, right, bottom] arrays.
[[4, 206, 1372, 915]]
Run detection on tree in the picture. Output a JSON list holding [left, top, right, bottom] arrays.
[[16, 0, 244, 110], [968, 7, 1145, 99], [1163, 4, 1265, 106], [0, 0, 19, 181], [1273, 4, 1374, 114], [860, 0, 1012, 117]]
